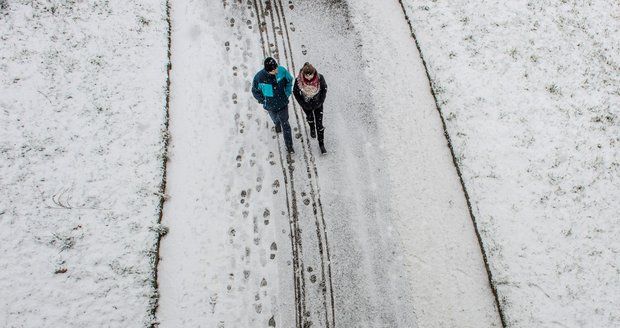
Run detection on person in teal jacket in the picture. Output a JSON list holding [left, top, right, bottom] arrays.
[[252, 57, 295, 153]]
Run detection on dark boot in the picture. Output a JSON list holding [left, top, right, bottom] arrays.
[[318, 129, 326, 154], [308, 121, 316, 138]]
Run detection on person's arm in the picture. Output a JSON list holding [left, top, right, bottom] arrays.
[[284, 68, 294, 98], [318, 74, 328, 105], [252, 73, 264, 104], [293, 79, 305, 106]]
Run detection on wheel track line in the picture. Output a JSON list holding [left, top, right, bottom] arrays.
[[275, 3, 335, 328], [258, 0, 337, 326], [253, 0, 307, 326], [270, 0, 336, 326], [263, 1, 317, 325], [249, 2, 303, 326], [263, 0, 325, 326], [261, 8, 310, 328], [251, 0, 267, 59], [274, 1, 336, 325], [240, 2, 307, 325], [256, 0, 273, 58]]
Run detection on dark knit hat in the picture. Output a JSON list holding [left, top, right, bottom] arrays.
[[264, 57, 278, 72]]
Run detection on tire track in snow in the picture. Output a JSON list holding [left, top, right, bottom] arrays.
[[252, 0, 307, 327], [259, 0, 336, 326], [272, 1, 336, 326]]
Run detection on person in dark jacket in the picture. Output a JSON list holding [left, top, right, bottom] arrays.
[[252, 57, 295, 153], [293, 62, 327, 154]]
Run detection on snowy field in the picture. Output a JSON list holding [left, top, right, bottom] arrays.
[[402, 0, 620, 327], [0, 1, 168, 326]]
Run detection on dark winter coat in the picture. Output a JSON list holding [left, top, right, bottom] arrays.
[[252, 66, 294, 112], [293, 74, 327, 110]]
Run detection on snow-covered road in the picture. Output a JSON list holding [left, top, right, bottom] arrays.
[[157, 0, 501, 327]]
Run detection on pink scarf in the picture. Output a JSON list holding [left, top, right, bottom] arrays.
[[297, 72, 320, 100]]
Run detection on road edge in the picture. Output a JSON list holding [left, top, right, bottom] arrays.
[[148, 0, 172, 326]]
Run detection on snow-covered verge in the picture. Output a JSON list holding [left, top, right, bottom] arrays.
[[0, 1, 168, 326], [401, 1, 620, 327]]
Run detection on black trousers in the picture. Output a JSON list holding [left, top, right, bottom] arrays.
[[302, 105, 324, 135]]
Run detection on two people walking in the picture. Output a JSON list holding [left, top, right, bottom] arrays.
[[252, 57, 327, 154]]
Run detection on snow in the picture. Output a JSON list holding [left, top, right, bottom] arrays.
[[0, 0, 168, 326], [3, 0, 617, 327], [401, 0, 620, 327]]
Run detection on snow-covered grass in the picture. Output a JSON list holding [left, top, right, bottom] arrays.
[[0, 0, 168, 326], [402, 1, 620, 327]]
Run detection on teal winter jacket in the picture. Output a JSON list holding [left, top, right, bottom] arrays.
[[252, 66, 293, 112]]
